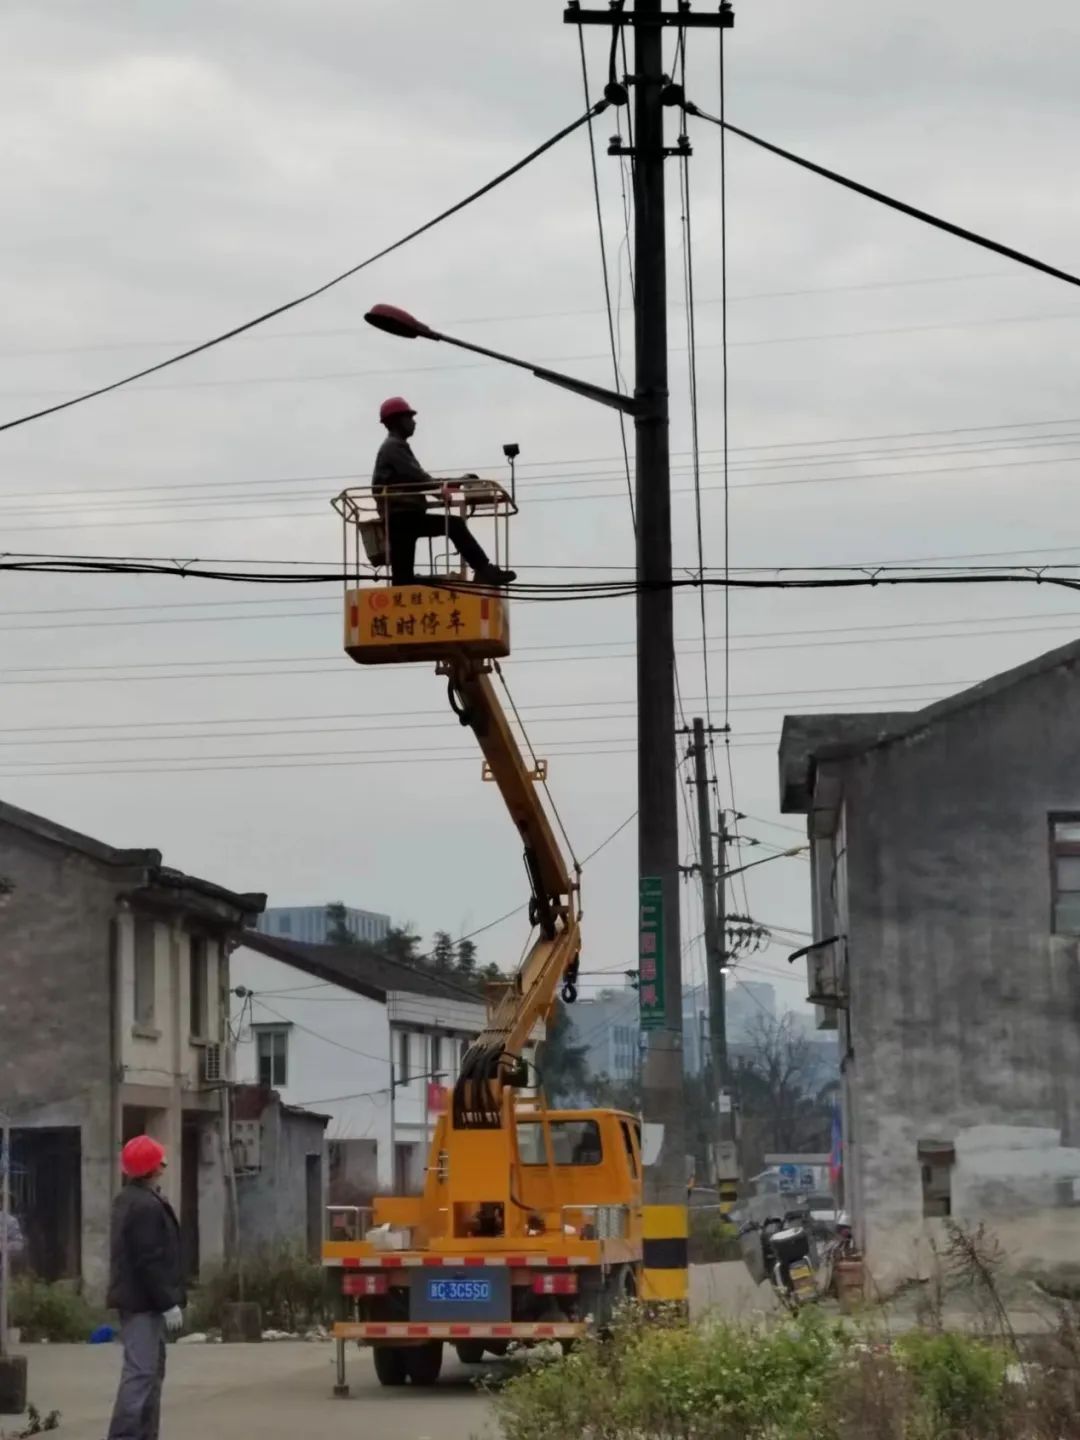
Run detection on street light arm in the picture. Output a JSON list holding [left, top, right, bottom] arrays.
[[365, 304, 638, 415], [721, 846, 807, 881]]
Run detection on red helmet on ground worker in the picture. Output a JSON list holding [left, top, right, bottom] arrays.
[[120, 1135, 166, 1180], [379, 396, 416, 425]]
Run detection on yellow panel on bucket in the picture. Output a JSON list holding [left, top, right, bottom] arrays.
[[344, 584, 510, 665]]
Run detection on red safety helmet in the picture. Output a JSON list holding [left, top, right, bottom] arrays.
[[379, 396, 416, 424], [121, 1135, 166, 1180]]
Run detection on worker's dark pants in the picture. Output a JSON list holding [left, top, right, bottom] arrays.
[[387, 509, 491, 585], [107, 1312, 166, 1440]]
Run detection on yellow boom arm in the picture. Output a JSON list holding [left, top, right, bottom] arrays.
[[442, 658, 580, 1128]]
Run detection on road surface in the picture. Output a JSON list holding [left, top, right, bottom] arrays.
[[5, 1341, 493, 1440]]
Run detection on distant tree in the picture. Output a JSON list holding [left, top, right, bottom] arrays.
[[455, 937, 478, 977], [733, 1012, 834, 1176], [381, 925, 424, 968], [325, 901, 356, 945], [536, 1000, 591, 1105], [431, 930, 456, 973], [589, 1072, 641, 1113]]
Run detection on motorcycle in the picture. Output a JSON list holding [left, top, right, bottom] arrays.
[[737, 1207, 854, 1311]]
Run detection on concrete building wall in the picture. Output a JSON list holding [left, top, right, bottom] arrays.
[[836, 664, 1080, 1283], [0, 822, 122, 1298], [236, 1099, 327, 1258]]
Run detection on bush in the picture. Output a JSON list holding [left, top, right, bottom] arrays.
[[896, 1330, 1008, 1434], [494, 1308, 1072, 1440], [185, 1246, 329, 1334], [495, 1309, 842, 1440], [10, 1276, 101, 1343]]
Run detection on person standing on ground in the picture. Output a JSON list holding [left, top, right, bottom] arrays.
[[373, 396, 516, 586], [106, 1136, 185, 1440]]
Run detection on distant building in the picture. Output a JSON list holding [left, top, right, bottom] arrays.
[[255, 904, 390, 946], [779, 636, 1080, 1285]]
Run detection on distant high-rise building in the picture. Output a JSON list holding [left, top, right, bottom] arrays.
[[255, 905, 390, 946]]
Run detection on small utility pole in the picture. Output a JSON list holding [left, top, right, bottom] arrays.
[[691, 718, 725, 1116]]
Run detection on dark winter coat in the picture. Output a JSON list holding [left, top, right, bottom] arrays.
[[106, 1180, 186, 1315]]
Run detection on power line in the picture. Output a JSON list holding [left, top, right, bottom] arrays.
[[0, 101, 609, 435], [0, 269, 1023, 362], [684, 101, 1080, 294], [576, 17, 635, 529]]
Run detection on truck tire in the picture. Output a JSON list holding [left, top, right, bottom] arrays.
[[372, 1346, 409, 1387], [454, 1341, 486, 1365], [405, 1341, 444, 1385]]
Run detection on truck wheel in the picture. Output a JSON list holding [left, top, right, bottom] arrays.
[[405, 1341, 444, 1385], [454, 1341, 486, 1365], [372, 1346, 409, 1387]]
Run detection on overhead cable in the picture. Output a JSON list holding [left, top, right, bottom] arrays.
[[0, 101, 609, 435], [684, 100, 1080, 293]]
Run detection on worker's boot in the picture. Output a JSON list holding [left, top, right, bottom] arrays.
[[475, 564, 516, 586]]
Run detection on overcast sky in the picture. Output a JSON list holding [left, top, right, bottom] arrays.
[[2, 0, 1079, 1021]]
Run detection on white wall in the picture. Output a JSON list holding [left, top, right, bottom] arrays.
[[231, 947, 395, 1183], [230, 947, 488, 1190]]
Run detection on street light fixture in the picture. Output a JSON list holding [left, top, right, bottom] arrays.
[[365, 304, 637, 415]]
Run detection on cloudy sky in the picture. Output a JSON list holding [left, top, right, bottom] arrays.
[[2, 0, 1079, 1022]]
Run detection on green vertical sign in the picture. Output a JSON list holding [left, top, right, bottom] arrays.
[[638, 876, 665, 1030]]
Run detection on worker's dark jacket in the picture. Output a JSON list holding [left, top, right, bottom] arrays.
[[372, 435, 433, 513], [106, 1181, 186, 1316]]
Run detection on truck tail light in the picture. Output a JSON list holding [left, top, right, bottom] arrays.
[[532, 1273, 578, 1295], [343, 1272, 389, 1296]]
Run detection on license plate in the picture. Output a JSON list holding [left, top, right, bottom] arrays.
[[426, 1277, 492, 1304]]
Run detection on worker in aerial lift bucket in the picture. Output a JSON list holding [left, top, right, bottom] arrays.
[[373, 396, 516, 587]]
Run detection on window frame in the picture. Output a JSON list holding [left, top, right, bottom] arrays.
[[516, 1118, 604, 1168], [133, 916, 157, 1029], [1049, 813, 1080, 934], [255, 1026, 289, 1088], [189, 934, 208, 1040]]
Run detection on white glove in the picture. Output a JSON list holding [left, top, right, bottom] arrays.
[[163, 1306, 184, 1334]]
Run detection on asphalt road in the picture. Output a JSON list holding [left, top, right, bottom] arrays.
[[5, 1341, 494, 1440]]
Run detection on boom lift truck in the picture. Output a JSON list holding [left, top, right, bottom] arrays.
[[325, 476, 644, 1389]]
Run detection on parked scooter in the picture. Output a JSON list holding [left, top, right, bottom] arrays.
[[737, 1207, 853, 1311]]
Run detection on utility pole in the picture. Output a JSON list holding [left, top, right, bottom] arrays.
[[690, 719, 726, 1152], [566, 0, 735, 1300]]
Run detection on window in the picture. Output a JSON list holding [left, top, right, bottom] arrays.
[[620, 1120, 639, 1177], [256, 1028, 289, 1088], [919, 1140, 954, 1218], [397, 1030, 410, 1086], [1051, 817, 1080, 932], [189, 936, 207, 1038], [517, 1119, 603, 1167], [133, 917, 156, 1027], [430, 1035, 442, 1079], [277, 914, 292, 935]]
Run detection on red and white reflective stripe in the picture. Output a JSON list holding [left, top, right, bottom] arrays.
[[325, 1253, 588, 1269], [333, 1321, 584, 1341]]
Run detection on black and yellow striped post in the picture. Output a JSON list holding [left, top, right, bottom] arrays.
[[640, 1203, 689, 1304]]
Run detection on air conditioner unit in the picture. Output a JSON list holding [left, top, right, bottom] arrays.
[[201, 1043, 225, 1084], [232, 1118, 262, 1174]]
